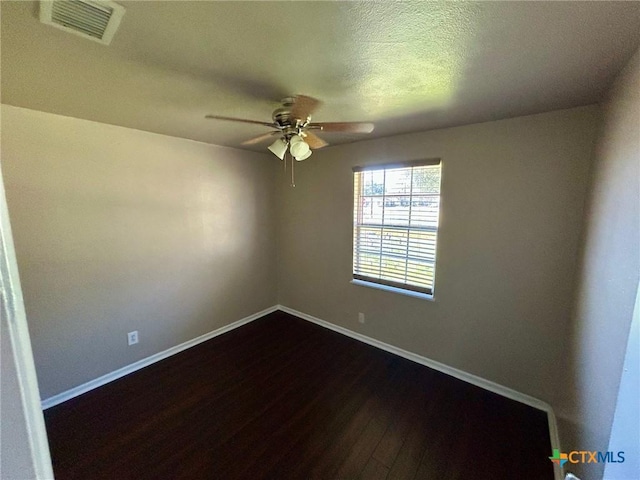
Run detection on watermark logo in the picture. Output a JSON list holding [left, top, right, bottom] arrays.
[[549, 449, 569, 467], [549, 449, 625, 466]]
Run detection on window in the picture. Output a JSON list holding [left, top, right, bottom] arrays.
[[352, 159, 442, 297]]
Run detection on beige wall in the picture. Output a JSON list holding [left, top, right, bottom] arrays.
[[277, 106, 599, 403], [1, 105, 277, 399], [556, 50, 639, 480]]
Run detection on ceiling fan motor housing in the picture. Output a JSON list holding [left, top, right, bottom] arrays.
[[272, 106, 291, 127], [272, 97, 305, 128]]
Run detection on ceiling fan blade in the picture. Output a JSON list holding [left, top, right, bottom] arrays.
[[308, 122, 375, 134], [205, 114, 276, 128], [303, 130, 329, 150], [241, 131, 281, 145], [291, 95, 322, 120]]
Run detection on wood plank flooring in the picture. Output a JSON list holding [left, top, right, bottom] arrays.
[[44, 311, 554, 479]]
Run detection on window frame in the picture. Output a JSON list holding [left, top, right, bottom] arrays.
[[351, 158, 442, 300]]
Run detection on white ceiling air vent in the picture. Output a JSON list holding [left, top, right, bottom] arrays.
[[40, 0, 125, 45]]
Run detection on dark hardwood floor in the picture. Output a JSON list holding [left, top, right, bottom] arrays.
[[44, 311, 554, 479]]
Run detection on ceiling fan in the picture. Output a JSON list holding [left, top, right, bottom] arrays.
[[205, 95, 374, 162]]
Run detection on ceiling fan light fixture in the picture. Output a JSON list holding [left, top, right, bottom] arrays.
[[294, 149, 312, 161], [289, 135, 310, 158], [268, 138, 287, 160]]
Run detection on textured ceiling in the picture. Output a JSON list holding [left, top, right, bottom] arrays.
[[2, 1, 639, 151]]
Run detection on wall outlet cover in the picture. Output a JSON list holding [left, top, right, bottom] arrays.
[[127, 331, 138, 345]]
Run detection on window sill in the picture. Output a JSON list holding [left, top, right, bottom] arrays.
[[350, 279, 435, 301]]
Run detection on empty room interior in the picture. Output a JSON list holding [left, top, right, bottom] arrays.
[[1, 1, 639, 480]]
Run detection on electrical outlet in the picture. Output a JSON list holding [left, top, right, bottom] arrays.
[[358, 312, 365, 324], [127, 331, 138, 346]]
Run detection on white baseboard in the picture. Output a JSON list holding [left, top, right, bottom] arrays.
[[277, 304, 563, 480], [41, 305, 279, 410]]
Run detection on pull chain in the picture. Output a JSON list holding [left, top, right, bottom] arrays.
[[281, 146, 295, 187]]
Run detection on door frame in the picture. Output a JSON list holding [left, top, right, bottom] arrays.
[[0, 161, 54, 479]]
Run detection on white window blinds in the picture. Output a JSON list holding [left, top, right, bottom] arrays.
[[353, 160, 442, 295]]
